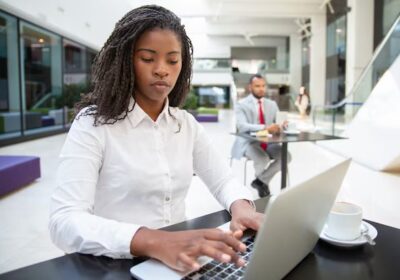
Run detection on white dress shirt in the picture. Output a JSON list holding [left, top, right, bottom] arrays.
[[49, 99, 253, 259]]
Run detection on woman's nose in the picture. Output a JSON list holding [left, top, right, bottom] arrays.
[[154, 62, 168, 78]]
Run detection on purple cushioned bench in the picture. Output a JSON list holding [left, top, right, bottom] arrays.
[[195, 114, 218, 122], [0, 156, 41, 196]]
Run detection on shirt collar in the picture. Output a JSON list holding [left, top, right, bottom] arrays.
[[250, 93, 263, 106], [127, 97, 173, 128]]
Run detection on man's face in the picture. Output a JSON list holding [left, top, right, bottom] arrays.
[[250, 77, 267, 99]]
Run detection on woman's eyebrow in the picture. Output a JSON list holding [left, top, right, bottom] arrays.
[[136, 48, 180, 55], [136, 48, 156, 53]]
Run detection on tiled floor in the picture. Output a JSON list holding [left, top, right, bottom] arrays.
[[1, 109, 399, 274]]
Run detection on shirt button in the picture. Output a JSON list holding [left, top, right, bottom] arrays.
[[165, 197, 170, 202]]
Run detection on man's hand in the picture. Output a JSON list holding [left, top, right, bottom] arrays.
[[130, 227, 247, 272], [229, 200, 264, 239], [266, 124, 281, 135]]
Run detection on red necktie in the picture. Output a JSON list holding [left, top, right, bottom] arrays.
[[258, 100, 267, 150]]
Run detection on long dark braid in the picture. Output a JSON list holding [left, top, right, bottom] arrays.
[[75, 5, 193, 125]]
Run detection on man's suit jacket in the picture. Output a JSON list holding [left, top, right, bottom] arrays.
[[231, 94, 279, 159]]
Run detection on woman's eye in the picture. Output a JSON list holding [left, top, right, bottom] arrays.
[[169, 61, 178, 65], [141, 58, 153, 63]]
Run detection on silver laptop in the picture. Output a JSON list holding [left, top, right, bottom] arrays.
[[130, 159, 351, 280]]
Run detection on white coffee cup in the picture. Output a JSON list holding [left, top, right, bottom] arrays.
[[325, 202, 363, 241]]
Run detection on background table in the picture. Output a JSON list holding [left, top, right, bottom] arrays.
[[1, 198, 399, 280], [234, 132, 344, 189]]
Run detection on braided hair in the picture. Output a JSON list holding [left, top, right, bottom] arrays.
[[75, 5, 193, 125]]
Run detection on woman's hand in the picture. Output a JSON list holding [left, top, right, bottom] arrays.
[[130, 227, 247, 272], [229, 200, 264, 238]]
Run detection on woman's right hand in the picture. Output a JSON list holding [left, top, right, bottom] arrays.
[[130, 227, 247, 272]]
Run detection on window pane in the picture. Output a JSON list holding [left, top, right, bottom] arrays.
[[0, 11, 21, 141], [20, 22, 63, 134], [63, 39, 89, 126]]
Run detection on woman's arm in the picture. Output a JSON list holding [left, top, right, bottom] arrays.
[[190, 114, 263, 233], [49, 113, 138, 258]]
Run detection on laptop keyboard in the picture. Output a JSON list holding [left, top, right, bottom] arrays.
[[182, 235, 255, 280]]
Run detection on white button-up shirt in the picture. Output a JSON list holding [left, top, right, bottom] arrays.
[[49, 100, 253, 259]]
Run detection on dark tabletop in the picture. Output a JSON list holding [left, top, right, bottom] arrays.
[[1, 198, 399, 280], [233, 131, 344, 144]]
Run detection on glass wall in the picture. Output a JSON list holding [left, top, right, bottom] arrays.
[[193, 58, 231, 71], [301, 38, 310, 92], [0, 9, 98, 146], [324, 0, 348, 106], [63, 39, 91, 127], [374, 0, 400, 48], [20, 22, 63, 135], [193, 86, 230, 108], [0, 11, 20, 141], [325, 14, 347, 105]]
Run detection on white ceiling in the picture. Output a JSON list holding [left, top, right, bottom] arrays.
[[0, 0, 326, 49]]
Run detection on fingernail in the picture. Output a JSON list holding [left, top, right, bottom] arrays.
[[222, 254, 231, 262], [237, 258, 246, 267], [240, 243, 246, 251], [192, 263, 200, 270]]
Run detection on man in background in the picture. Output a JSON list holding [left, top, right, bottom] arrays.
[[231, 74, 290, 197]]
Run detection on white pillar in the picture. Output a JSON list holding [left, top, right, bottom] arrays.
[[289, 34, 302, 97], [310, 14, 327, 106], [346, 0, 374, 94]]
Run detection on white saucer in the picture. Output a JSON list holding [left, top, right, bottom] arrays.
[[283, 130, 300, 135], [319, 221, 378, 247]]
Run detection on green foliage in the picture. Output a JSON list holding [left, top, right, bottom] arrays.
[[182, 88, 198, 110], [197, 107, 219, 115], [56, 83, 89, 108]]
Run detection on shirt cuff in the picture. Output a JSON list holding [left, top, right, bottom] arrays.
[[222, 178, 255, 213], [113, 222, 141, 258]]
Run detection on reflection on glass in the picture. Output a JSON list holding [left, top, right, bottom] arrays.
[[325, 15, 347, 106], [86, 49, 97, 84], [62, 39, 92, 126], [193, 59, 231, 71], [314, 17, 400, 136], [0, 11, 21, 140], [20, 22, 62, 134], [194, 86, 230, 108]]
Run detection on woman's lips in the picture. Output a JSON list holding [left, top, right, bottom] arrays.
[[151, 81, 170, 91]]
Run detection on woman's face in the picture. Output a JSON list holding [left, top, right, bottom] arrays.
[[133, 28, 182, 105], [299, 87, 305, 95]]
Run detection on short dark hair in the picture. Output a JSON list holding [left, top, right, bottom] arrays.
[[75, 5, 193, 125], [249, 74, 265, 84]]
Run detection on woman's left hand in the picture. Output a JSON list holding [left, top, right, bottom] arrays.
[[229, 200, 264, 238]]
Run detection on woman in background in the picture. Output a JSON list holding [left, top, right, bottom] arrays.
[[295, 86, 311, 118]]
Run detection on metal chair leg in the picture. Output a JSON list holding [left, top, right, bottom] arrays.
[[244, 158, 249, 185]]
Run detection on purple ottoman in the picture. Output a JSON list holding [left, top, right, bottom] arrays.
[[195, 114, 219, 122], [41, 116, 55, 127], [0, 156, 41, 196]]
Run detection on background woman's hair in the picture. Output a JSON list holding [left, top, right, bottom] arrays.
[[75, 5, 193, 125]]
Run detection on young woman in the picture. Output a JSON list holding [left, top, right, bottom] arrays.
[[49, 5, 263, 272], [295, 86, 311, 118]]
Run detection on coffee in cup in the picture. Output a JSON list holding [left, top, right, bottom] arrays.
[[325, 202, 363, 241]]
